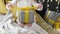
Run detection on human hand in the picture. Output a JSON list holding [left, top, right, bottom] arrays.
[[18, 23, 25, 28], [26, 23, 32, 28], [7, 3, 13, 8], [37, 3, 43, 9]]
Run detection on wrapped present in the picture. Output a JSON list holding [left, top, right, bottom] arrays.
[[19, 10, 34, 24]]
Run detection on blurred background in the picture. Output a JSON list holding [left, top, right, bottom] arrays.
[[4, 0, 60, 29], [1, 0, 60, 34]]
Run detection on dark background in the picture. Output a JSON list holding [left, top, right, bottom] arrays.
[[36, 0, 60, 18]]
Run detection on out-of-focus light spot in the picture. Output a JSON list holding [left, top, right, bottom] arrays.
[[56, 0, 58, 2], [47, 5, 49, 7], [56, 7, 58, 9], [58, 2, 59, 5], [39, 1, 40, 3], [50, 0, 52, 2], [47, 0, 49, 2]]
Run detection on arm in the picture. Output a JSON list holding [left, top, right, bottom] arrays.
[[31, 0, 43, 11]]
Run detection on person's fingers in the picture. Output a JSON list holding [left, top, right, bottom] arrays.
[[37, 4, 42, 9], [37, 3, 43, 9], [26, 23, 32, 27], [7, 3, 13, 8], [19, 23, 25, 28]]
